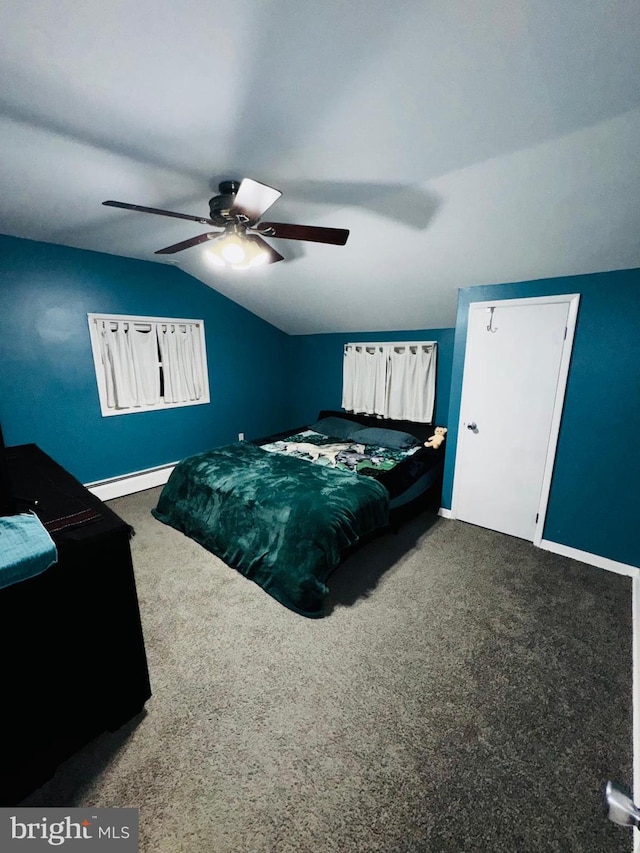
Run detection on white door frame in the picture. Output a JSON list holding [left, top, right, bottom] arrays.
[[451, 293, 581, 545]]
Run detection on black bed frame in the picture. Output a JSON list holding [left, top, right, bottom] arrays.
[[0, 422, 17, 516]]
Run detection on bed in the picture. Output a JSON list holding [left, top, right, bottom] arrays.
[[152, 410, 445, 618]]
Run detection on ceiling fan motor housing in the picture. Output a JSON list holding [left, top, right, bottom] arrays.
[[208, 180, 242, 225]]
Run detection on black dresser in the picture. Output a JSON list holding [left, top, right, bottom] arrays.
[[0, 445, 152, 804]]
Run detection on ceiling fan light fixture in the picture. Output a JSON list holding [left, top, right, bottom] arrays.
[[206, 229, 270, 270], [220, 235, 246, 264], [246, 250, 269, 269], [237, 234, 271, 269]]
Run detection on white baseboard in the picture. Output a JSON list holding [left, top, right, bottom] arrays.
[[436, 517, 638, 577], [85, 462, 176, 501], [538, 538, 639, 578]]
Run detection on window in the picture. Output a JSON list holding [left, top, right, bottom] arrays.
[[88, 313, 210, 416], [342, 341, 437, 423]]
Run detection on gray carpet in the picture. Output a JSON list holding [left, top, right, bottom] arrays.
[[23, 487, 634, 852]]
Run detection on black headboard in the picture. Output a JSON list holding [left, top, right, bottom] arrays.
[[0, 422, 17, 516], [317, 410, 436, 445]]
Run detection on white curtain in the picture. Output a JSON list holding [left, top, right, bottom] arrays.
[[157, 323, 205, 404], [132, 326, 161, 406], [342, 342, 437, 422], [98, 320, 204, 410], [99, 323, 130, 409], [386, 344, 436, 422], [342, 346, 387, 415], [99, 321, 160, 409]]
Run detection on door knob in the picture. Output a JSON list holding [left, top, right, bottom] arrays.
[[604, 781, 640, 828], [467, 422, 477, 430]]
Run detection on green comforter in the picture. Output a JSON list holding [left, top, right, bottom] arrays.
[[152, 441, 389, 617]]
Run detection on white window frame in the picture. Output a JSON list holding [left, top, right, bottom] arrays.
[[88, 312, 210, 417]]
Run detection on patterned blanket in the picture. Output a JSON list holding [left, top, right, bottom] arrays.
[[261, 429, 419, 475]]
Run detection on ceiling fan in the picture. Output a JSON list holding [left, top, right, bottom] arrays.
[[103, 178, 350, 269]]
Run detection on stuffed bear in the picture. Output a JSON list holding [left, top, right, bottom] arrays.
[[424, 426, 447, 449]]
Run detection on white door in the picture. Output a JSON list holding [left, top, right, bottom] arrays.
[[452, 295, 579, 541]]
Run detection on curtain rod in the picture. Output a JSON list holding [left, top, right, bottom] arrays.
[[344, 341, 436, 348], [88, 312, 202, 326], [100, 320, 199, 331]]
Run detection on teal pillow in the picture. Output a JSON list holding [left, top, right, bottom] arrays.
[[309, 417, 364, 440], [354, 427, 420, 450]]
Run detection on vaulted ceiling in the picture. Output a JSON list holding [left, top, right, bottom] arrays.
[[1, 0, 639, 334]]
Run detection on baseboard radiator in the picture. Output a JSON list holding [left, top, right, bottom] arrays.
[[85, 462, 176, 502]]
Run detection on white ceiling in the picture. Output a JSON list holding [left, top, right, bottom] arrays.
[[1, 0, 639, 334]]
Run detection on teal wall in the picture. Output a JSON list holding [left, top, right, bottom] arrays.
[[0, 234, 290, 483], [2, 233, 638, 568], [285, 328, 455, 428], [442, 268, 640, 568]]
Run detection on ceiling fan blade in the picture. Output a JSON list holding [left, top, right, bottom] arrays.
[[103, 200, 215, 226], [229, 179, 282, 224], [155, 232, 220, 254], [255, 222, 349, 245]]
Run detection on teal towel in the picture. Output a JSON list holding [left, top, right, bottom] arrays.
[[0, 511, 58, 590]]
